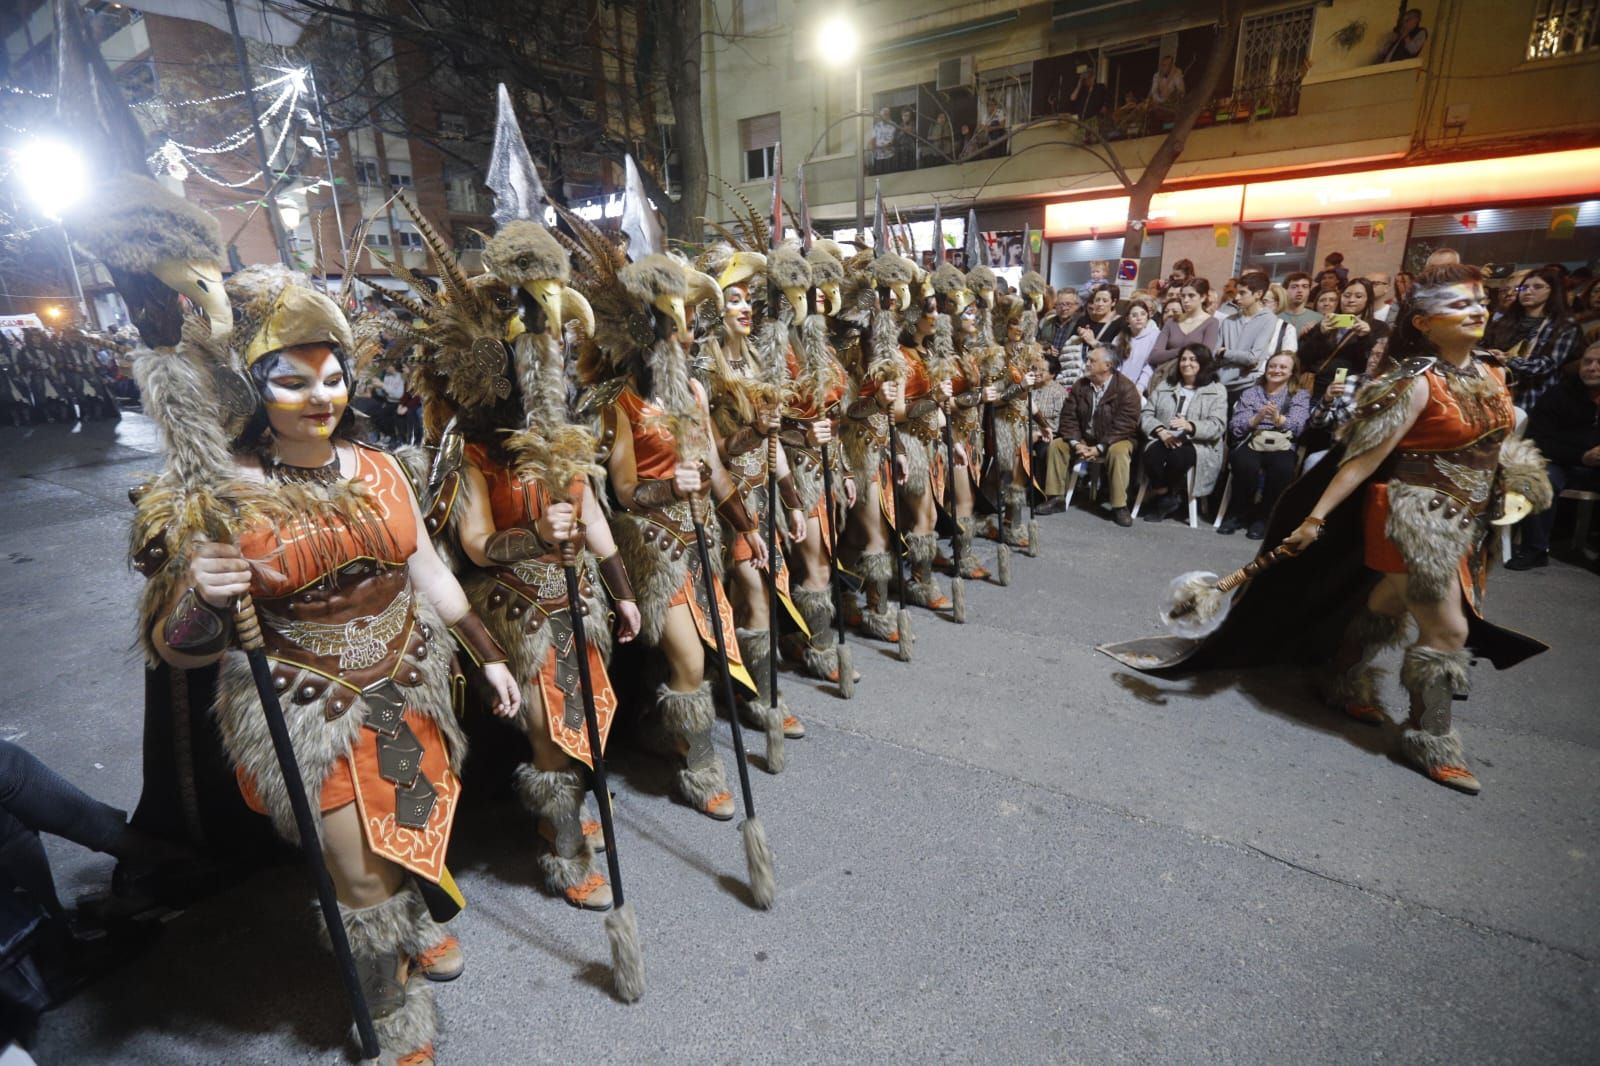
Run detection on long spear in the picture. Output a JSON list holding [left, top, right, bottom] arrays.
[[689, 494, 777, 907], [560, 526, 644, 1001]]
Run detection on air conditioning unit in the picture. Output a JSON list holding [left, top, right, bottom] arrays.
[[937, 56, 974, 91]]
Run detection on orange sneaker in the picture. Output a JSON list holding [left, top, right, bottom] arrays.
[[703, 789, 736, 820], [1344, 703, 1388, 725], [782, 714, 806, 739], [414, 935, 463, 982], [1429, 764, 1481, 795]]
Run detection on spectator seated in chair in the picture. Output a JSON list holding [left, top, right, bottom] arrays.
[[1138, 343, 1227, 523], [1038, 346, 1142, 526], [1217, 351, 1311, 539], [1508, 341, 1600, 569]]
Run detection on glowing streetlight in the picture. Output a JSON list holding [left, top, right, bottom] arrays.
[[814, 14, 866, 235], [15, 139, 88, 220], [43, 305, 63, 321], [816, 15, 859, 66]]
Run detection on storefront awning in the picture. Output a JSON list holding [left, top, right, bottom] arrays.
[[1043, 147, 1600, 237]]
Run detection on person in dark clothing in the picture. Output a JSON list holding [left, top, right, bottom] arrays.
[[1038, 346, 1143, 525], [1508, 342, 1600, 569]]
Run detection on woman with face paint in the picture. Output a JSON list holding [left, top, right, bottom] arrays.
[[928, 263, 991, 580], [778, 240, 859, 687], [1279, 264, 1553, 794], [140, 269, 521, 1066], [695, 246, 811, 766]]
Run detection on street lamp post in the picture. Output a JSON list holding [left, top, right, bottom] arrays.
[[15, 139, 96, 329]]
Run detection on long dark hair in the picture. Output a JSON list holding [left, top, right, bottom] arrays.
[[1339, 277, 1377, 322], [1174, 342, 1219, 387]]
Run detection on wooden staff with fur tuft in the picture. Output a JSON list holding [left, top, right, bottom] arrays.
[[763, 428, 786, 771], [688, 494, 778, 908], [232, 594, 381, 1059], [984, 374, 1012, 587], [1161, 542, 1303, 637], [939, 397, 967, 624], [886, 415, 915, 662], [559, 525, 645, 1001]]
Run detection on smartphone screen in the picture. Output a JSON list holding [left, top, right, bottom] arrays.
[[1333, 367, 1349, 386], [1330, 313, 1357, 328]]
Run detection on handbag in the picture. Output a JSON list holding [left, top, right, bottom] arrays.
[[1248, 427, 1293, 452]]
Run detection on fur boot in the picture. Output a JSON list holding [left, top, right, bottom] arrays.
[[1399, 645, 1480, 794], [512, 764, 609, 906], [655, 682, 732, 814], [903, 532, 947, 609], [333, 887, 438, 1065], [1320, 608, 1409, 723], [791, 585, 839, 681], [736, 627, 787, 773], [953, 516, 988, 578], [1003, 486, 1030, 548], [858, 549, 899, 642]]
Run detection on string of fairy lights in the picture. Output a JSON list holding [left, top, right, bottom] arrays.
[[4, 69, 311, 194]]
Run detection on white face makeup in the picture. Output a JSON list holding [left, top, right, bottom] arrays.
[[263, 344, 348, 444], [959, 303, 978, 334], [723, 282, 753, 337], [1412, 283, 1489, 345]]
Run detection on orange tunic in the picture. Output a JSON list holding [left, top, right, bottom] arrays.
[[236, 446, 459, 883], [614, 387, 750, 686], [1363, 364, 1514, 594], [464, 444, 616, 769]]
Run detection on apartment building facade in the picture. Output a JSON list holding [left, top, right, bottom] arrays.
[[705, 0, 1600, 293]]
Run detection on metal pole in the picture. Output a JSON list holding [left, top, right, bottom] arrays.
[[223, 0, 292, 267], [59, 225, 95, 329], [853, 65, 865, 240], [306, 67, 350, 278]]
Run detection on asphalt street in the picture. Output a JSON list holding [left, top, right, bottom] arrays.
[[4, 413, 1597, 1065]]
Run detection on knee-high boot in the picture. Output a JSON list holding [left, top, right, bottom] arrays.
[[512, 764, 611, 909], [903, 532, 948, 609], [333, 885, 438, 1066], [1399, 645, 1480, 794], [1320, 609, 1409, 723], [858, 550, 899, 642], [655, 682, 734, 818]]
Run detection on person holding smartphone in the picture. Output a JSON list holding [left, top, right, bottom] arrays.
[[1300, 278, 1389, 400]]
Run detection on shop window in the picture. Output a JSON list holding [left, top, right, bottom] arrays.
[[740, 112, 780, 181], [1527, 1, 1600, 59], [1235, 6, 1313, 118], [1239, 222, 1318, 281]]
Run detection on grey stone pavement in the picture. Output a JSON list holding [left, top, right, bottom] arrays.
[[3, 413, 1598, 1064]]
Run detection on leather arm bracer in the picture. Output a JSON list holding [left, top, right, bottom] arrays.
[[162, 588, 233, 657], [631, 477, 679, 510], [449, 612, 509, 667], [778, 473, 802, 511], [597, 552, 636, 601], [716, 488, 757, 533], [484, 526, 549, 564]]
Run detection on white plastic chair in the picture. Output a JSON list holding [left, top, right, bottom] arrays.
[[1130, 462, 1199, 529]]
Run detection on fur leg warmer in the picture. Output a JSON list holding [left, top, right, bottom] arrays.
[[1399, 645, 1475, 779], [858, 550, 898, 640], [333, 887, 438, 1065], [655, 682, 729, 810], [792, 585, 839, 681], [1320, 608, 1409, 712], [903, 532, 945, 608], [954, 516, 987, 578], [736, 627, 786, 773], [1003, 486, 1030, 547], [512, 764, 598, 894]]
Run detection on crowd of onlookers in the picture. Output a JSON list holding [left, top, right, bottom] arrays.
[[0, 328, 133, 426], [1024, 249, 1600, 571]]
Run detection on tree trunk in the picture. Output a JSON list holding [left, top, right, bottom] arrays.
[[1120, 0, 1242, 261], [660, 0, 708, 242]]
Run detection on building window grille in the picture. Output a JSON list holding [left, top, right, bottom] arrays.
[[1235, 5, 1314, 118], [1527, 1, 1600, 59], [355, 159, 381, 186]]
